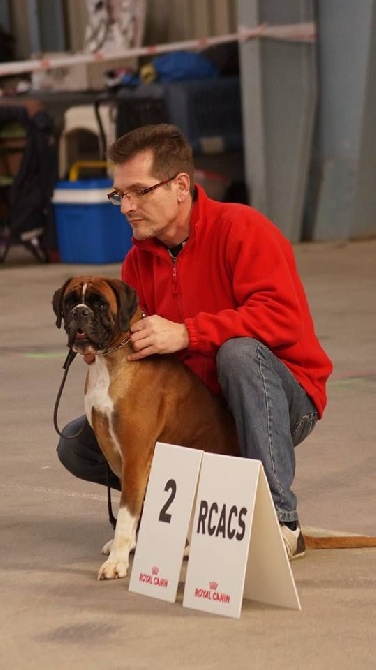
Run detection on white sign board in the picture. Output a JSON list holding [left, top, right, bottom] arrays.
[[129, 442, 203, 603], [183, 453, 300, 618], [243, 463, 301, 610]]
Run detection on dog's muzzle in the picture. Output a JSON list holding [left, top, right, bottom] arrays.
[[68, 305, 94, 335], [71, 304, 91, 320], [65, 305, 96, 351], [65, 302, 114, 355]]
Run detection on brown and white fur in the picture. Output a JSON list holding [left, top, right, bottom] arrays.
[[52, 276, 239, 580]]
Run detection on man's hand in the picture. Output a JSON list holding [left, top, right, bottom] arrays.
[[128, 315, 189, 360]]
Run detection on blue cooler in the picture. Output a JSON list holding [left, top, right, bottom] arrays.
[[52, 178, 132, 263]]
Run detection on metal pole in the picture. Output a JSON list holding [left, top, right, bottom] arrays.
[[27, 0, 42, 55]]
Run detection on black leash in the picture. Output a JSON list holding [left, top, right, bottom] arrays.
[[53, 347, 117, 529], [107, 466, 117, 530], [53, 348, 86, 439]]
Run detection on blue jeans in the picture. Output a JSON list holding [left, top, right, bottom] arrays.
[[57, 338, 317, 523], [216, 338, 318, 523]]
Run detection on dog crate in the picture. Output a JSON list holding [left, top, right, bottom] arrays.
[[116, 96, 169, 137], [116, 77, 243, 153], [165, 77, 243, 154]]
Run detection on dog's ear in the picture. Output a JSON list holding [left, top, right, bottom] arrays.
[[107, 279, 138, 332], [52, 278, 72, 328]]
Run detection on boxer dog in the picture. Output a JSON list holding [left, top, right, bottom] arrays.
[[52, 276, 239, 580]]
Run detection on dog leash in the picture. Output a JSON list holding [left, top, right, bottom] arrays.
[[106, 467, 117, 530], [53, 347, 117, 530], [53, 348, 87, 439], [53, 337, 130, 438]]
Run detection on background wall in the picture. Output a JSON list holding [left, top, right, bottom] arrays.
[[143, 0, 236, 42], [65, 0, 237, 53], [308, 0, 376, 241], [4, 0, 376, 242], [7, 0, 237, 84]]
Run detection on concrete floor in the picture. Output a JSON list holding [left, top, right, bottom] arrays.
[[1, 239, 375, 669]]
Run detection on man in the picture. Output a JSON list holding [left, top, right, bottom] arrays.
[[57, 123, 332, 559]]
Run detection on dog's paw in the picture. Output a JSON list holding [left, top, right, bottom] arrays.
[[97, 558, 129, 580], [101, 538, 136, 556], [101, 539, 113, 556]]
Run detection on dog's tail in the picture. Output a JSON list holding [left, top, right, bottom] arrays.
[[303, 534, 376, 550]]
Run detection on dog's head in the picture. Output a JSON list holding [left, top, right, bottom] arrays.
[[52, 277, 138, 355]]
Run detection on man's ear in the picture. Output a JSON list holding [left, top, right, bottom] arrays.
[[176, 173, 191, 202], [52, 278, 72, 328], [107, 279, 138, 332]]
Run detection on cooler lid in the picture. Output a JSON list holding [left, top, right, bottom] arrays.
[[53, 178, 113, 204]]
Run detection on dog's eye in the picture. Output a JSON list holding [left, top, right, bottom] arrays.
[[64, 295, 77, 308], [90, 294, 107, 309]]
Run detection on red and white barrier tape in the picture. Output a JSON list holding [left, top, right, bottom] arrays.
[[0, 22, 315, 78]]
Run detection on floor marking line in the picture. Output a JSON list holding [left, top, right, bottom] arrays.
[[0, 481, 118, 503]]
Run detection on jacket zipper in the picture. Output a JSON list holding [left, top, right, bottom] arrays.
[[171, 256, 184, 320], [172, 260, 178, 298]]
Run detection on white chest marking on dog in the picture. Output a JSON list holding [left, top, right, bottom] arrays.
[[85, 356, 122, 457]]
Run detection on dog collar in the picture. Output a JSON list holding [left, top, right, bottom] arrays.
[[102, 333, 131, 356], [102, 313, 145, 356]]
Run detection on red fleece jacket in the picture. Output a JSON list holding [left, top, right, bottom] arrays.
[[122, 185, 332, 417]]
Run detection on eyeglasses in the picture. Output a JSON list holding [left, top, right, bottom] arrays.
[[107, 174, 178, 205]]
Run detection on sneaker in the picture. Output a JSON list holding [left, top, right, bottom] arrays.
[[280, 523, 306, 560]]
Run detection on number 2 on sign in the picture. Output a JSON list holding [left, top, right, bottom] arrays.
[[159, 479, 177, 523]]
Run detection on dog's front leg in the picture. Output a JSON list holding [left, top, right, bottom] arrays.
[[97, 504, 138, 580], [97, 453, 150, 580]]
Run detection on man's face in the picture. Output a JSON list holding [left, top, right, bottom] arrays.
[[112, 150, 180, 242]]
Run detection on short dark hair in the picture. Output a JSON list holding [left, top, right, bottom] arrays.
[[107, 123, 195, 189]]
